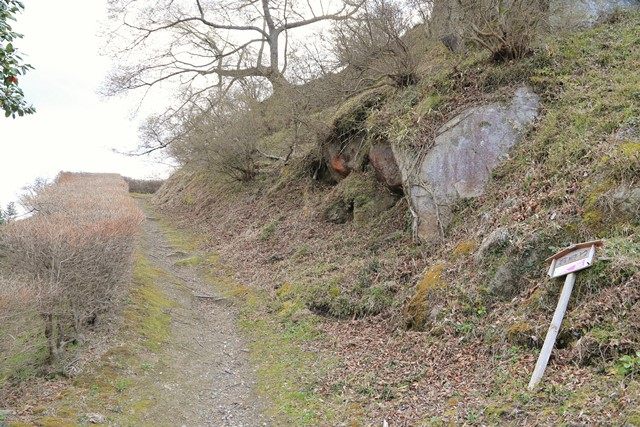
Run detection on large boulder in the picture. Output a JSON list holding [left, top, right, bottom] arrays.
[[369, 143, 403, 192], [395, 87, 540, 241], [550, 0, 640, 28]]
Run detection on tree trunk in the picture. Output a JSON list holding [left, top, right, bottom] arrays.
[[44, 313, 55, 362]]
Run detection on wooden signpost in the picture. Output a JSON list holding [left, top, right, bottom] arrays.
[[527, 240, 604, 390]]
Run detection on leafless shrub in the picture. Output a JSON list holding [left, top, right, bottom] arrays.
[[332, 0, 420, 87], [456, 0, 549, 61], [0, 173, 144, 363], [123, 177, 165, 194], [167, 97, 262, 183]]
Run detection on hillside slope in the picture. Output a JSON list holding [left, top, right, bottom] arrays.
[[155, 11, 640, 426]]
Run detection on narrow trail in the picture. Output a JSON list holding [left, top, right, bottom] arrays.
[[138, 203, 269, 426]]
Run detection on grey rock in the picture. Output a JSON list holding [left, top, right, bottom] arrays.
[[488, 264, 519, 298], [396, 86, 540, 241], [611, 185, 640, 218], [614, 124, 640, 141], [475, 227, 511, 263], [550, 0, 640, 28], [324, 199, 352, 224], [86, 413, 106, 424]]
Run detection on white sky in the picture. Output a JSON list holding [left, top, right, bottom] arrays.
[[0, 0, 174, 208]]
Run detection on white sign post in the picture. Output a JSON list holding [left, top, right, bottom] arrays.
[[527, 240, 603, 391]]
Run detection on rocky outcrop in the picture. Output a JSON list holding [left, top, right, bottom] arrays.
[[550, 0, 640, 28], [323, 172, 397, 225], [396, 87, 540, 241], [369, 143, 403, 193]]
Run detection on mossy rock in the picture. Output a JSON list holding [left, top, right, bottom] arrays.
[[404, 263, 446, 330], [323, 172, 397, 225], [452, 240, 477, 258], [332, 87, 391, 137], [505, 321, 538, 348], [304, 277, 395, 320]]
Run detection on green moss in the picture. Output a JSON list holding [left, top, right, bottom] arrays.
[[128, 254, 174, 351], [332, 87, 390, 136], [404, 263, 446, 330], [158, 219, 200, 252], [183, 193, 196, 206], [175, 255, 204, 267], [628, 412, 640, 426], [452, 240, 477, 258]]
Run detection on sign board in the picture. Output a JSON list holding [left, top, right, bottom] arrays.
[[546, 240, 604, 278], [529, 239, 604, 390]]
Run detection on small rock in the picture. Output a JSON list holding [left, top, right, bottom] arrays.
[[614, 125, 639, 141], [86, 413, 106, 424], [324, 199, 352, 224], [474, 227, 510, 263], [611, 185, 640, 218], [488, 264, 519, 298]]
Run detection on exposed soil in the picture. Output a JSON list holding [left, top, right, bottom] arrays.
[[135, 204, 270, 426]]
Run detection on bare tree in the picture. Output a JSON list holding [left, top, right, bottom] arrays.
[[105, 0, 364, 107]]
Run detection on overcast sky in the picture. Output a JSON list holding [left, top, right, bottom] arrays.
[[0, 0, 174, 208]]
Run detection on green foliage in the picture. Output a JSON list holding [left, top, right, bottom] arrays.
[[259, 219, 278, 241], [4, 201, 16, 220], [1, 0, 34, 118], [616, 352, 640, 377]]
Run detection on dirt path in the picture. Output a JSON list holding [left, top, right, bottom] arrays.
[[137, 204, 269, 426]]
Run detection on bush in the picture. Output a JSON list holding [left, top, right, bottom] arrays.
[[0, 275, 47, 384], [456, 0, 548, 61], [167, 95, 262, 183], [0, 173, 144, 365], [332, 0, 420, 87], [123, 177, 165, 194]]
